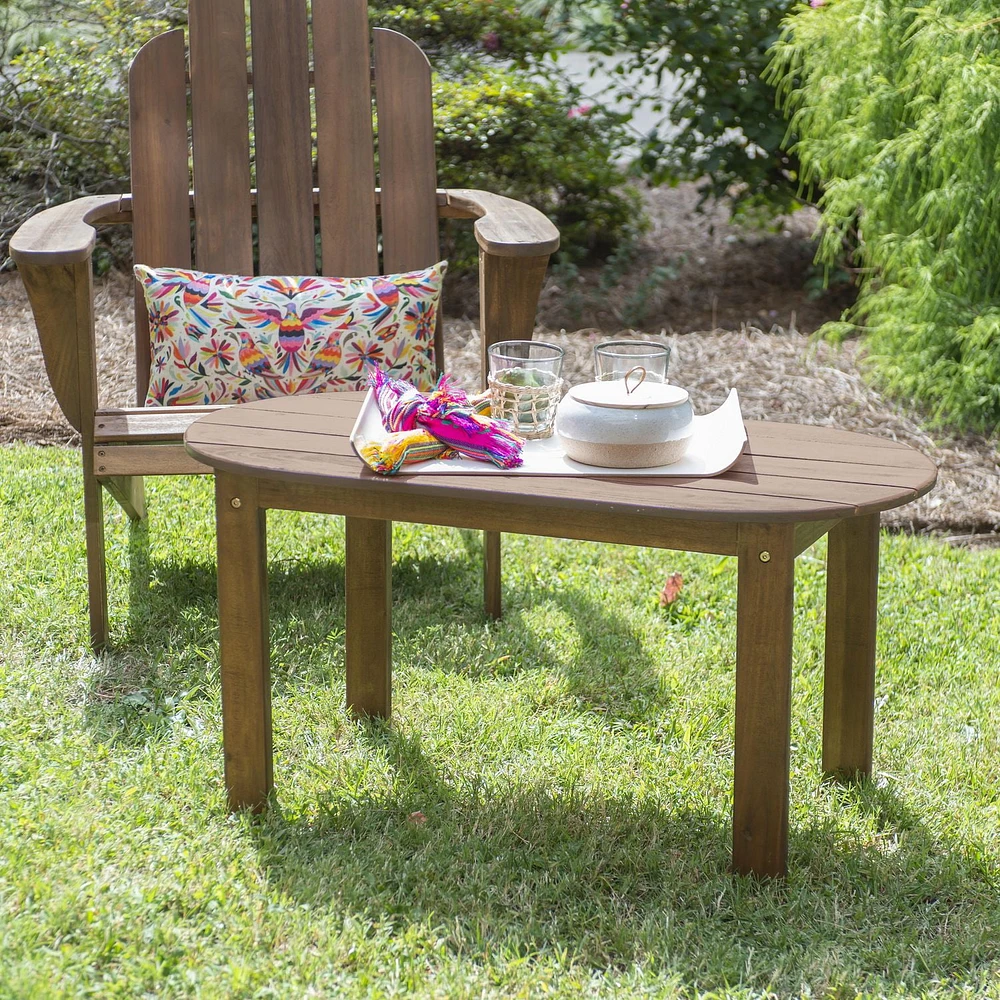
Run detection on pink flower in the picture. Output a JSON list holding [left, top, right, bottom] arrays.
[[481, 31, 500, 52], [809, 0, 826, 6], [567, 103, 593, 119]]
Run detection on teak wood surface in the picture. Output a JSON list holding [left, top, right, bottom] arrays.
[[185, 394, 936, 879]]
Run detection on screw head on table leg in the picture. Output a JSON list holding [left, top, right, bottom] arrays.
[[231, 497, 242, 509], [759, 550, 771, 563]]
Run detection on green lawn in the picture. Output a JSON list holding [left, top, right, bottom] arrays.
[[1, 443, 998, 999]]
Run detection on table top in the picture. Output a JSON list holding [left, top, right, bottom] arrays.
[[184, 393, 937, 525]]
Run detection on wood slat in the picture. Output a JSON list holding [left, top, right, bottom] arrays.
[[102, 475, 145, 521], [187, 421, 900, 513], [128, 28, 191, 403], [95, 406, 222, 443], [748, 421, 911, 450], [189, 0, 253, 273], [373, 28, 440, 274], [186, 441, 850, 522], [313, 0, 379, 277], [747, 438, 932, 470], [184, 396, 935, 521], [94, 444, 212, 476], [249, 0, 315, 274], [732, 453, 933, 490], [188, 408, 358, 438]]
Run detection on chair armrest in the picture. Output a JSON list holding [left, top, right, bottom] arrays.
[[441, 189, 560, 258], [9, 194, 127, 266], [9, 195, 125, 433]]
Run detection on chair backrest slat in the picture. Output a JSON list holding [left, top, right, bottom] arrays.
[[189, 0, 253, 274], [373, 28, 440, 275], [249, 0, 315, 274], [313, 0, 379, 277], [130, 3, 449, 376], [128, 28, 191, 403]]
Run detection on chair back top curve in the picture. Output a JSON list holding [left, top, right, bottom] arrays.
[[128, 0, 440, 401]]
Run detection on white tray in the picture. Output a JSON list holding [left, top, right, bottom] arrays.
[[350, 387, 747, 477]]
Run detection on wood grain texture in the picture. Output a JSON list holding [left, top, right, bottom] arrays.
[[345, 517, 392, 718], [249, 0, 315, 274], [129, 28, 191, 402], [793, 518, 837, 557], [373, 28, 440, 274], [9, 194, 123, 264], [82, 460, 108, 650], [446, 189, 560, 257], [256, 479, 739, 555], [70, 258, 108, 649], [479, 252, 550, 386], [313, 0, 379, 277], [95, 407, 223, 443], [733, 521, 795, 878], [184, 396, 936, 524], [15, 262, 87, 432], [96, 444, 212, 477], [215, 473, 273, 810], [189, 0, 253, 273], [101, 475, 146, 522], [823, 513, 880, 780], [484, 530, 502, 619]]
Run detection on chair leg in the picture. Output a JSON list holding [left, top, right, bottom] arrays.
[[478, 249, 552, 623], [82, 462, 109, 650]]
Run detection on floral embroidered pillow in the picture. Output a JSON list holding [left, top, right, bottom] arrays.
[[134, 261, 446, 405]]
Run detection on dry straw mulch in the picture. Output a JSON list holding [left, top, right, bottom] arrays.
[[2, 273, 998, 538]]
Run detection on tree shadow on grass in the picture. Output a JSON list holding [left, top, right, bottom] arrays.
[[86, 530, 674, 740], [82, 533, 998, 987], [250, 726, 999, 991]]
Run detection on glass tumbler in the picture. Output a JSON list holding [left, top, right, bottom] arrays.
[[594, 340, 670, 383], [487, 340, 565, 439]]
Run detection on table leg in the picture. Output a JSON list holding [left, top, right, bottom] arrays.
[[734, 522, 795, 877], [345, 516, 392, 719], [484, 530, 502, 620], [823, 513, 879, 780], [215, 473, 272, 811]]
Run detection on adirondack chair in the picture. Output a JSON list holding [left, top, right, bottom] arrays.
[[10, 0, 559, 651]]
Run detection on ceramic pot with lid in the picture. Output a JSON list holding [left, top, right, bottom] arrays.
[[555, 367, 694, 468]]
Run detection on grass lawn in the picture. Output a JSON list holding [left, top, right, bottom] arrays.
[[1, 443, 998, 999]]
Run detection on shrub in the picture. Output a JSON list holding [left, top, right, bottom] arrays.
[[0, 1, 168, 264], [571, 0, 801, 215], [768, 0, 1000, 432], [370, 0, 549, 62], [434, 67, 640, 268], [0, 0, 635, 270]]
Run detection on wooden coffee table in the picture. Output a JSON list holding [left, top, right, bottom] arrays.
[[185, 393, 936, 877]]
